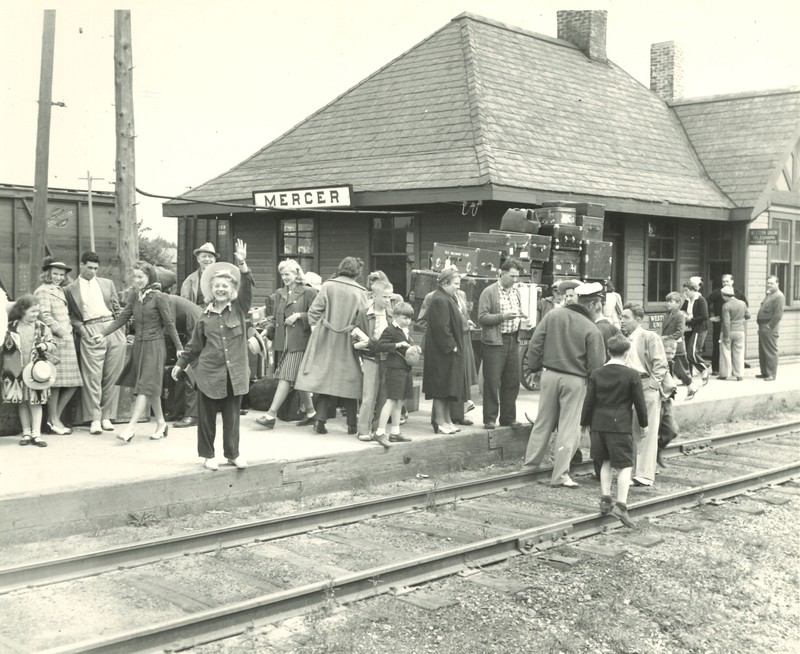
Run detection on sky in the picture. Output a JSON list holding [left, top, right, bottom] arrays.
[[1, 0, 798, 244]]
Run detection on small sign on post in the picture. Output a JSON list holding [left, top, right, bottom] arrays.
[[749, 229, 779, 245]]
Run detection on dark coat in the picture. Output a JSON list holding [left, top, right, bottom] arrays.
[[681, 295, 708, 333], [267, 284, 317, 353], [376, 322, 413, 370], [661, 307, 687, 358], [165, 294, 203, 340], [295, 276, 367, 399], [581, 362, 648, 432], [422, 287, 464, 400]]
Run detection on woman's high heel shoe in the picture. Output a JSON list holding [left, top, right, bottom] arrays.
[[150, 425, 169, 441], [47, 421, 71, 435], [117, 431, 135, 444]]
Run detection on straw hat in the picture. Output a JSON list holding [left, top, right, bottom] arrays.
[[22, 359, 57, 390], [200, 262, 240, 301], [247, 327, 268, 358]]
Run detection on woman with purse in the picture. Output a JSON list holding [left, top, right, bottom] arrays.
[[255, 259, 318, 429], [34, 257, 83, 434], [99, 261, 183, 443]]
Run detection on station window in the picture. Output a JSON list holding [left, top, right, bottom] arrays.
[[371, 216, 415, 297], [706, 224, 733, 294], [279, 217, 315, 273], [646, 220, 676, 303], [769, 217, 797, 305]]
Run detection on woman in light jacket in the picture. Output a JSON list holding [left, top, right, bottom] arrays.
[[255, 259, 318, 429], [34, 257, 83, 434]]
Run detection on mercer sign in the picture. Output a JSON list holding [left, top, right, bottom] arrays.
[[253, 185, 352, 210]]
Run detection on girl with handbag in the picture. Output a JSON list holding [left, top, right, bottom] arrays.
[[2, 294, 57, 447]]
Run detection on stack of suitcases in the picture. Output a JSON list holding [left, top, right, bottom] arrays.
[[408, 202, 613, 332]]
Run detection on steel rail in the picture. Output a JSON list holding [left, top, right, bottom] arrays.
[[2, 420, 798, 595], [41, 461, 800, 654]]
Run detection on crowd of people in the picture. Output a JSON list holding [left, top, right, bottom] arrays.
[[0, 241, 787, 500]]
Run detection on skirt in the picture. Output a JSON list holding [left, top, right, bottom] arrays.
[[117, 338, 165, 396], [53, 333, 83, 387], [275, 350, 304, 383]]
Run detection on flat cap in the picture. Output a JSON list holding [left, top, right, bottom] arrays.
[[555, 279, 581, 293], [720, 286, 735, 296]]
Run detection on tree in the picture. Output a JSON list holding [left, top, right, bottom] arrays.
[[138, 224, 175, 268]]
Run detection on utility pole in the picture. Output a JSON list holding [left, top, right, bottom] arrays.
[[30, 10, 56, 292], [114, 10, 138, 286], [79, 171, 105, 251]]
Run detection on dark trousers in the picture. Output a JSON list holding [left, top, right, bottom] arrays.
[[670, 356, 693, 386], [710, 322, 722, 373], [685, 330, 708, 376], [315, 394, 357, 427], [197, 378, 241, 460], [758, 323, 779, 378], [173, 376, 198, 418], [482, 334, 520, 426]]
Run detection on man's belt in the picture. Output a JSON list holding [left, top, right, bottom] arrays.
[[84, 316, 113, 325]]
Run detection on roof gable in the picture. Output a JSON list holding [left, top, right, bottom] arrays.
[[672, 88, 800, 208], [177, 13, 733, 211]]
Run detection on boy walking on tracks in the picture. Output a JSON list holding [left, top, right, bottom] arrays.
[[581, 333, 648, 527]]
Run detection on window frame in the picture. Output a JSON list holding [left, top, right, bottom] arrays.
[[278, 216, 317, 274], [769, 215, 798, 307], [645, 218, 677, 306]]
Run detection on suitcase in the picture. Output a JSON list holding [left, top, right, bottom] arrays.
[[576, 215, 604, 240], [527, 264, 544, 284], [431, 243, 501, 276], [489, 230, 552, 263], [543, 250, 581, 277], [499, 208, 540, 234], [580, 240, 613, 280], [468, 232, 537, 276], [534, 206, 577, 226], [538, 224, 583, 250], [516, 282, 541, 331], [542, 201, 605, 218]]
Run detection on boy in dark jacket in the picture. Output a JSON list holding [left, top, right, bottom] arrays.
[[373, 302, 419, 447], [580, 333, 648, 527]]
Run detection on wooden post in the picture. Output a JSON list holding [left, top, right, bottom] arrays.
[[114, 10, 138, 286], [30, 10, 56, 292], [79, 171, 105, 252]]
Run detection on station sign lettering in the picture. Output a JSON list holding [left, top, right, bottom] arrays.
[[253, 185, 352, 210]]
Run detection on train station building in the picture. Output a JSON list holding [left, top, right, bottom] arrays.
[[164, 10, 800, 358]]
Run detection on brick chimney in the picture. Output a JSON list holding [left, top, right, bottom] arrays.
[[557, 10, 607, 62], [650, 41, 684, 102]]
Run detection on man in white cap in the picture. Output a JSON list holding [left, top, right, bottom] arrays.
[[180, 243, 221, 306], [522, 281, 606, 487]]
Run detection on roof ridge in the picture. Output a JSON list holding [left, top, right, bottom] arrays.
[[670, 86, 800, 106], [175, 21, 459, 201], [457, 18, 496, 185], [451, 11, 579, 52]]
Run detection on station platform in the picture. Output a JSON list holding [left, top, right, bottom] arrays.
[[1, 362, 799, 543]]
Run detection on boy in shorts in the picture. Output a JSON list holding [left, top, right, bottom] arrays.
[[373, 302, 420, 447], [580, 333, 648, 527]]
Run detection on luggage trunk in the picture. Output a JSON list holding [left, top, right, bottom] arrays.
[[499, 208, 540, 234], [489, 230, 552, 262], [576, 215, 604, 240], [431, 243, 501, 277], [542, 250, 581, 277], [580, 240, 613, 280], [542, 201, 605, 217], [534, 206, 577, 226], [538, 224, 583, 250]]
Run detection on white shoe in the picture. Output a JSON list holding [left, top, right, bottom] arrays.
[[204, 458, 219, 471], [228, 456, 248, 469], [89, 420, 102, 435], [101, 419, 114, 431]]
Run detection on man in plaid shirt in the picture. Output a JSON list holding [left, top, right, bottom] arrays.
[[478, 259, 525, 430]]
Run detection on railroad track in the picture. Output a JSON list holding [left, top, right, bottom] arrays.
[[2, 421, 798, 654]]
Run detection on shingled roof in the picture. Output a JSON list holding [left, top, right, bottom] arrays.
[[672, 87, 800, 209], [174, 13, 733, 211]]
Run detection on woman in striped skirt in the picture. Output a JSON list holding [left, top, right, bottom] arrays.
[[34, 257, 84, 434], [255, 259, 319, 429]]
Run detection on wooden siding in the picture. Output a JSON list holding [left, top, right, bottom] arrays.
[[419, 207, 483, 266], [677, 221, 703, 285], [234, 213, 278, 307], [623, 217, 645, 307], [318, 215, 370, 282]]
